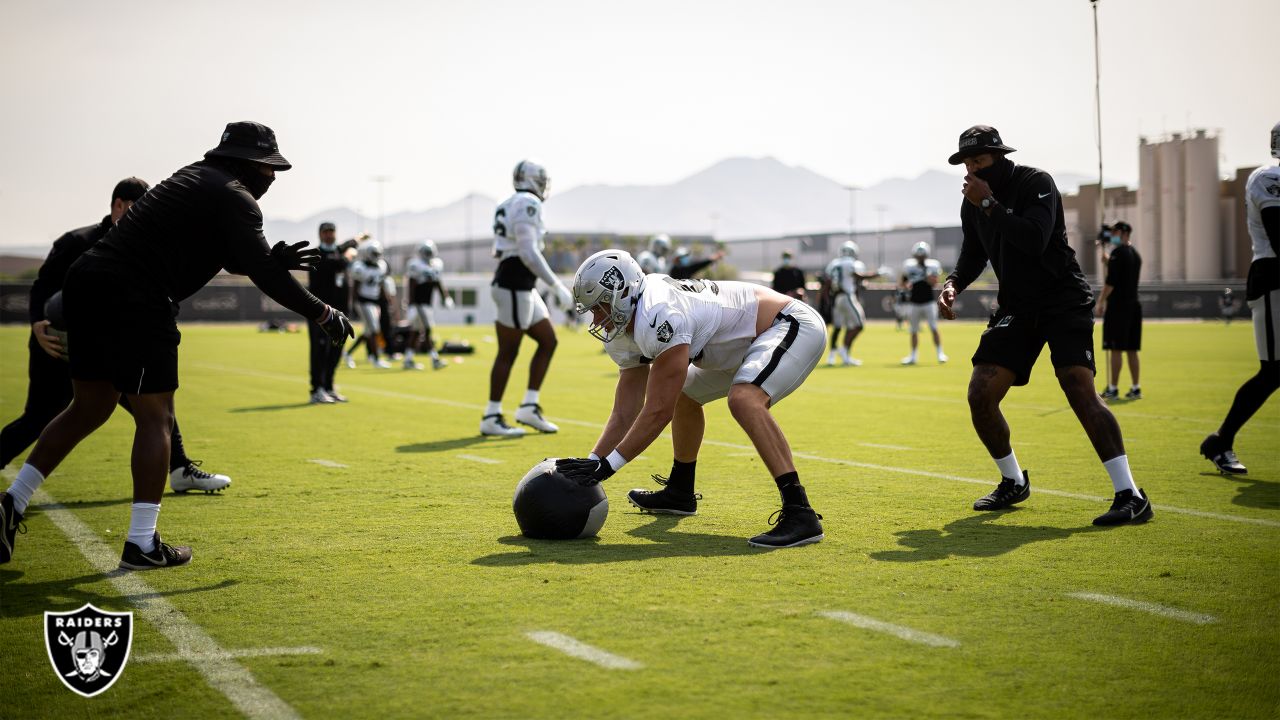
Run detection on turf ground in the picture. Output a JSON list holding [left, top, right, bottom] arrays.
[[0, 319, 1277, 719]]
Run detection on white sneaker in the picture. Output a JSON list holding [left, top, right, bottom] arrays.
[[170, 462, 231, 494], [901, 355, 917, 365], [372, 358, 392, 369], [826, 352, 837, 366], [343, 352, 356, 369], [480, 414, 526, 437], [843, 357, 863, 367], [937, 352, 949, 364], [515, 403, 559, 433], [310, 389, 335, 404], [431, 357, 448, 370], [403, 359, 424, 370], [325, 389, 348, 403]]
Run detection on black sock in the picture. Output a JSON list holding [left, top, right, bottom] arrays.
[[667, 460, 696, 494], [774, 471, 809, 507], [1219, 363, 1280, 446], [169, 420, 190, 471]]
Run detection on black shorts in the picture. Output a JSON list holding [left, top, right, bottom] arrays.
[[63, 262, 181, 395], [972, 308, 1096, 387], [1101, 302, 1142, 351]]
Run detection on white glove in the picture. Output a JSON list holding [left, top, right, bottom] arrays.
[[444, 295, 455, 310], [553, 283, 574, 310]]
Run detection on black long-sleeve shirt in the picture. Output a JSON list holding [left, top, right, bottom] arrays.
[[772, 265, 806, 297], [948, 162, 1092, 314], [670, 257, 715, 280], [28, 216, 112, 323], [82, 160, 325, 319], [1104, 244, 1141, 304], [308, 243, 352, 311]]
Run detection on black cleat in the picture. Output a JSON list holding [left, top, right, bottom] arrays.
[[748, 505, 824, 548], [973, 471, 1030, 511], [627, 475, 701, 515], [1100, 388, 1119, 401], [1, 491, 26, 564], [118, 532, 192, 571], [1125, 387, 1142, 400], [1200, 433, 1246, 475], [1093, 488, 1153, 526]]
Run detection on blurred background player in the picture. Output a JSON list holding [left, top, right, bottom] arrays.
[[823, 240, 881, 366], [308, 222, 360, 403], [669, 245, 726, 280], [0, 177, 231, 494], [1096, 221, 1143, 401], [900, 242, 946, 365], [404, 239, 453, 370], [482, 160, 572, 437], [894, 285, 910, 331], [636, 233, 672, 275], [1219, 287, 1237, 324], [771, 250, 806, 301], [1200, 121, 1280, 475], [349, 240, 393, 368]]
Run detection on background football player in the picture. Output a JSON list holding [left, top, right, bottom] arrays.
[[823, 241, 883, 366], [900, 241, 947, 365], [559, 250, 827, 548], [349, 240, 393, 368], [482, 160, 572, 437], [636, 233, 672, 275], [404, 239, 453, 371]]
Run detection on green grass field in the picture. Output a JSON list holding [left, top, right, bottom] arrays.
[[1, 320, 1277, 719]]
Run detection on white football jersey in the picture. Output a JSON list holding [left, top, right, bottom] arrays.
[[903, 258, 942, 286], [636, 251, 668, 275], [492, 191, 545, 256], [825, 257, 867, 296], [406, 256, 444, 284], [606, 276, 760, 372], [1246, 165, 1280, 262], [350, 259, 389, 301]]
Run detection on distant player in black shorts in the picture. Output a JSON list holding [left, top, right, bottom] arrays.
[[937, 125, 1151, 527], [1096, 221, 1142, 400], [0, 122, 354, 570]]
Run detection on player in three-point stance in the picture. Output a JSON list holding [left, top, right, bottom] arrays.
[[1200, 121, 1280, 475], [404, 239, 453, 371], [481, 160, 572, 437], [556, 250, 826, 548]]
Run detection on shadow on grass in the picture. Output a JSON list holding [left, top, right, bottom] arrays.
[[869, 510, 1104, 562], [0, 568, 239, 618], [396, 435, 523, 453], [470, 515, 761, 566], [229, 403, 315, 413], [1200, 471, 1280, 511], [31, 497, 134, 511]]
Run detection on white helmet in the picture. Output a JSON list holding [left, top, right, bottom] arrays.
[[1271, 121, 1280, 159], [573, 250, 645, 343], [840, 240, 859, 259], [673, 246, 691, 264], [912, 241, 930, 259], [417, 239, 437, 261], [360, 240, 384, 264], [649, 233, 672, 257], [513, 160, 550, 200]]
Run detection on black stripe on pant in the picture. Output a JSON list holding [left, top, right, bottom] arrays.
[[752, 313, 800, 387]]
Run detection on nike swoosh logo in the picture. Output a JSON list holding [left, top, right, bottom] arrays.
[[649, 318, 657, 328], [1038, 192, 1051, 199]]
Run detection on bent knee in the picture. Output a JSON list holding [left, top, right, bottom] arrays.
[[727, 384, 769, 418]]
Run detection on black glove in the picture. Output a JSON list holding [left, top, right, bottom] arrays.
[[318, 306, 355, 346], [337, 238, 359, 253], [271, 240, 323, 272], [556, 457, 616, 486]]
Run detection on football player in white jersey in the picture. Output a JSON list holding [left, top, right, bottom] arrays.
[[404, 240, 453, 370], [557, 250, 827, 548], [349, 240, 393, 368], [1200, 122, 1280, 474], [823, 241, 882, 366], [636, 233, 671, 275], [900, 241, 947, 364], [482, 160, 573, 437]]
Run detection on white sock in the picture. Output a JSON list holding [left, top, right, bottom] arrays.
[[7, 464, 46, 515], [1103, 455, 1140, 496], [127, 503, 161, 552], [484, 401, 502, 417], [430, 349, 440, 359], [405, 349, 415, 359], [522, 389, 540, 406], [994, 452, 1024, 485], [1106, 385, 1117, 392]]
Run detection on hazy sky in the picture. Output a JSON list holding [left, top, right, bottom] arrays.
[[1, 0, 1275, 248]]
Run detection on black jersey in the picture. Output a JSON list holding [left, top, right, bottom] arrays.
[[29, 216, 111, 323], [1104, 244, 1142, 304], [308, 244, 351, 311]]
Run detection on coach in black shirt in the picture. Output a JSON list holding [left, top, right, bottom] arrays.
[[937, 125, 1150, 526], [1, 122, 353, 571], [771, 251, 806, 300], [307, 222, 359, 403], [1097, 222, 1142, 400]]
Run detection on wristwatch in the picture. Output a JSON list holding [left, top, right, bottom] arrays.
[[980, 196, 995, 210]]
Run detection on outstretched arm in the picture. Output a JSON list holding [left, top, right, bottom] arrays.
[[590, 365, 649, 458]]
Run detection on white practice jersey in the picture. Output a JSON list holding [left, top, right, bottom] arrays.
[[350, 259, 390, 301], [606, 276, 760, 372], [825, 257, 867, 296], [492, 191, 545, 257], [636, 251, 668, 275], [406, 256, 444, 284], [903, 258, 942, 286], [1246, 165, 1280, 262]]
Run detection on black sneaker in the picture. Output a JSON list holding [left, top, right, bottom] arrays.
[[1200, 433, 1246, 475], [1125, 387, 1142, 400], [748, 505, 824, 548], [1, 491, 26, 564], [973, 471, 1030, 511], [627, 475, 701, 515], [1100, 387, 1119, 401], [1093, 488, 1153, 526], [119, 532, 192, 571]]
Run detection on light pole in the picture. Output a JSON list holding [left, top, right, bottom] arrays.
[[875, 204, 889, 268], [843, 185, 860, 241], [371, 175, 391, 242]]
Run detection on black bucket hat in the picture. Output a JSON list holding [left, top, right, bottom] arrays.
[[948, 125, 1017, 165], [205, 121, 292, 170]]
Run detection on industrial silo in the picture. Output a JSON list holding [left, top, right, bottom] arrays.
[[1183, 130, 1221, 280], [1158, 134, 1186, 281], [1137, 138, 1161, 281]]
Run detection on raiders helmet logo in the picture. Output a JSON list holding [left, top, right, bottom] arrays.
[[1265, 181, 1280, 197], [526, 205, 538, 216], [599, 266, 625, 291], [44, 604, 133, 698], [656, 320, 673, 343]]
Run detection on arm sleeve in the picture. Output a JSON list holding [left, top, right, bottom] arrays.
[[946, 209, 990, 293], [1264, 206, 1280, 255], [28, 233, 76, 323], [985, 173, 1057, 257], [221, 189, 326, 319], [513, 222, 561, 288]]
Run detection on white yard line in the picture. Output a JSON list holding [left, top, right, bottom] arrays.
[[818, 611, 960, 648], [457, 454, 501, 465], [193, 363, 1280, 529], [858, 443, 914, 451], [1066, 592, 1218, 625], [307, 459, 348, 468], [29, 487, 303, 720], [525, 631, 644, 670], [133, 646, 323, 663]]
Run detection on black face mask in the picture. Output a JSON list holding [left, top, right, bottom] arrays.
[[974, 156, 1012, 187], [240, 171, 274, 200]]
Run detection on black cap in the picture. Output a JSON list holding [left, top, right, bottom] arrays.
[[318, 222, 336, 232], [1113, 221, 1132, 234], [112, 177, 149, 203], [204, 121, 291, 170], [948, 125, 1017, 165]]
